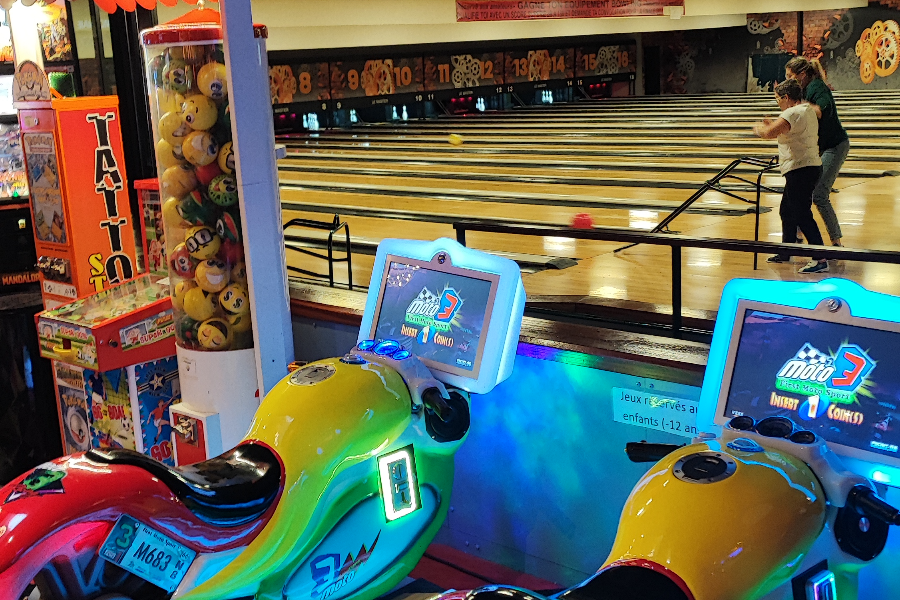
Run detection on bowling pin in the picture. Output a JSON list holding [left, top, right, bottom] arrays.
[[402, 105, 408, 120], [350, 109, 358, 124], [302, 114, 309, 128], [392, 106, 399, 120]]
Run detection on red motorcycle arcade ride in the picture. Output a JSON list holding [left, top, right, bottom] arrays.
[[0, 237, 526, 600]]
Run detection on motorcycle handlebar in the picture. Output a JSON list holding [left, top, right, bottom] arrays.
[[625, 442, 684, 463], [422, 387, 453, 423], [851, 486, 900, 526]]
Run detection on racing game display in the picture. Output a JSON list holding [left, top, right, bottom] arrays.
[[372, 260, 496, 376], [724, 309, 900, 460]]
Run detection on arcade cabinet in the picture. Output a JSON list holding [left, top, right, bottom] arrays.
[[596, 278, 900, 600], [34, 275, 181, 465]]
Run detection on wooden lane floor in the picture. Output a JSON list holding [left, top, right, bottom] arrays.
[[522, 174, 900, 314], [278, 158, 794, 194], [284, 138, 900, 163], [281, 148, 896, 176], [287, 131, 899, 151]]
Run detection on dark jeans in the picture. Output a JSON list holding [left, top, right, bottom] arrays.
[[781, 165, 824, 258]]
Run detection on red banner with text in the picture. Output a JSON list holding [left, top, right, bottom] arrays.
[[457, 0, 683, 22]]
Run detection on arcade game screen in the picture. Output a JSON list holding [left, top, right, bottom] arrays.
[[724, 309, 900, 460], [372, 259, 496, 376]]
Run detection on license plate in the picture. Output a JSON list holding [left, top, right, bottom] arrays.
[[100, 515, 197, 592]]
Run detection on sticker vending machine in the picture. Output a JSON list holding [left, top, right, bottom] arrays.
[[18, 92, 138, 309]]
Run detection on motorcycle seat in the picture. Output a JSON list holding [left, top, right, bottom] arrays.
[[86, 443, 282, 526]]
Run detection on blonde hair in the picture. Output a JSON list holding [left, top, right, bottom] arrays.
[[785, 56, 827, 83]]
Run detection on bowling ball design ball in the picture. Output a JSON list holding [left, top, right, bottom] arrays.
[[208, 174, 238, 207], [231, 260, 248, 286], [448, 134, 464, 146], [198, 318, 233, 351], [217, 141, 235, 174], [195, 259, 230, 293], [156, 139, 184, 170], [183, 286, 215, 321], [197, 62, 228, 101], [194, 161, 222, 186], [169, 243, 197, 278], [219, 283, 249, 315], [177, 190, 217, 226], [161, 164, 197, 200], [216, 209, 241, 243], [182, 130, 219, 167], [185, 225, 221, 260], [181, 94, 218, 131], [172, 279, 198, 312], [162, 59, 191, 94], [159, 111, 191, 147]]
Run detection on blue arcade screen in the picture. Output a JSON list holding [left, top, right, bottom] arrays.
[[724, 310, 900, 460], [373, 261, 495, 374]]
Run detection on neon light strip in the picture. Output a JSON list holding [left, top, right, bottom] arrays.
[[377, 448, 419, 521]]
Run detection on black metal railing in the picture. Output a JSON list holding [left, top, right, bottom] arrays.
[[283, 215, 353, 289], [615, 156, 780, 269], [453, 221, 900, 334]]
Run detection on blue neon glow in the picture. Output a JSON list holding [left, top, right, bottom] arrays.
[[873, 470, 891, 484], [357, 340, 376, 351], [374, 340, 401, 356]]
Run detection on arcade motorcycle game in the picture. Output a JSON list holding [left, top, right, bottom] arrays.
[[0, 238, 526, 600], [425, 278, 900, 600]]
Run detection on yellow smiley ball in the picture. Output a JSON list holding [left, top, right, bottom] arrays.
[[180, 94, 218, 131], [185, 224, 221, 260], [195, 259, 230, 293], [156, 139, 184, 170], [172, 279, 197, 312], [197, 62, 228, 101], [198, 317, 233, 350], [182, 130, 219, 167], [159, 111, 191, 146], [219, 283, 249, 315], [156, 89, 185, 115], [160, 164, 198, 199], [230, 260, 247, 285], [183, 286, 215, 321], [162, 196, 189, 228], [217, 141, 234, 174]]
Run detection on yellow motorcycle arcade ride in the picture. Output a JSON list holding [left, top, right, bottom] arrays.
[[0, 238, 525, 600], [569, 279, 900, 600]]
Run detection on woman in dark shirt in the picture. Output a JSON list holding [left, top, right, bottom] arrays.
[[785, 56, 850, 247]]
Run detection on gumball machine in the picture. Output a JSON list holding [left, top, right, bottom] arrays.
[[142, 20, 266, 465]]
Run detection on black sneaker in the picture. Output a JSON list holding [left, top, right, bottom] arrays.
[[799, 260, 829, 274], [767, 254, 791, 263]]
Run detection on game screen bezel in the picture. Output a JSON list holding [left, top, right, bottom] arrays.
[[717, 299, 900, 467], [367, 253, 500, 379]]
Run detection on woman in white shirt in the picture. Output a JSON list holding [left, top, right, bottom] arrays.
[[753, 79, 827, 274]]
